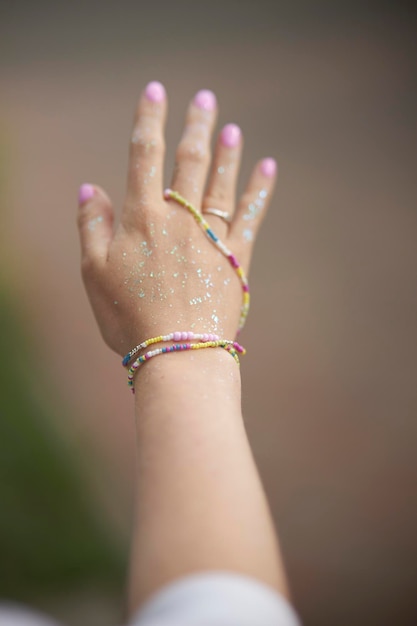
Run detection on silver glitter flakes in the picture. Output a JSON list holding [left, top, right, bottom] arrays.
[[243, 228, 254, 242], [243, 188, 268, 221], [87, 215, 103, 231], [139, 241, 153, 257]]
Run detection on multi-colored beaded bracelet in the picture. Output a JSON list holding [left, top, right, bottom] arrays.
[[126, 338, 246, 393], [122, 331, 223, 367], [164, 188, 250, 332]]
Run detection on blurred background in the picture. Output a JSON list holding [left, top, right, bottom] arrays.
[[0, 1, 416, 624]]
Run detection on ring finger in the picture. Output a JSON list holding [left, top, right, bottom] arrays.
[[202, 123, 243, 237]]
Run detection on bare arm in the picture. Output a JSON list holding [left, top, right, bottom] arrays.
[[77, 81, 289, 617], [129, 348, 289, 609]]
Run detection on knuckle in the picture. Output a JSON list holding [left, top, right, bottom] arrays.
[[77, 209, 91, 231], [176, 140, 209, 165], [131, 129, 165, 157], [78, 208, 103, 233]]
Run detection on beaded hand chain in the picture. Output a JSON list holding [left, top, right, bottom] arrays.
[[122, 190, 249, 392], [164, 188, 250, 332]]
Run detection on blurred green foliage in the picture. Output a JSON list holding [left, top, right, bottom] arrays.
[[0, 287, 124, 601]]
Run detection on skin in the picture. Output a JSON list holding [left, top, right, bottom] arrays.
[[77, 82, 289, 616]]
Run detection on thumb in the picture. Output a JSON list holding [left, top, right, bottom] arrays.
[[77, 183, 114, 264]]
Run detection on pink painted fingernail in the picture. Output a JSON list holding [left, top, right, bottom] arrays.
[[78, 183, 95, 205], [260, 158, 277, 177], [194, 89, 217, 111], [145, 81, 166, 103], [220, 123, 241, 148]]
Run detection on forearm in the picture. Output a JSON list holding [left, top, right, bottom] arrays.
[[128, 348, 289, 612]]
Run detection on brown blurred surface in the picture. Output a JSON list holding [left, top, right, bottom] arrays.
[[1, 2, 416, 625]]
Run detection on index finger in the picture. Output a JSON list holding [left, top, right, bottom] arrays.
[[123, 81, 167, 228]]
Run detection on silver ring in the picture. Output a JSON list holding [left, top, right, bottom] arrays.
[[203, 207, 232, 223]]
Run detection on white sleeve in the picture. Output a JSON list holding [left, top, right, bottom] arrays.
[[130, 571, 302, 626], [0, 605, 61, 626]]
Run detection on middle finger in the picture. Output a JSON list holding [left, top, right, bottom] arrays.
[[170, 89, 218, 209]]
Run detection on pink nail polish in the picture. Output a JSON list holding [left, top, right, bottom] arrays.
[[78, 183, 95, 205], [260, 158, 277, 178], [220, 123, 241, 148], [194, 89, 217, 111], [145, 81, 166, 103]]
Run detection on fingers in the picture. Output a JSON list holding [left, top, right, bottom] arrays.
[[170, 89, 218, 208], [77, 183, 114, 266], [202, 123, 243, 236], [124, 81, 167, 226], [230, 158, 277, 257]]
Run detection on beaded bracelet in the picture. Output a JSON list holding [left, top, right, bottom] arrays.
[[164, 188, 250, 332], [122, 331, 223, 367], [124, 333, 246, 393]]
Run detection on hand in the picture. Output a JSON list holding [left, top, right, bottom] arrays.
[[77, 81, 277, 356]]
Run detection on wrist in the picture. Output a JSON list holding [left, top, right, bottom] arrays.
[[132, 346, 242, 411]]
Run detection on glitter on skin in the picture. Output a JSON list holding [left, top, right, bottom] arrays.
[[122, 189, 242, 329], [139, 241, 153, 257], [131, 128, 157, 154], [217, 166, 225, 174], [243, 188, 268, 221], [87, 215, 103, 231], [243, 228, 254, 242], [243, 203, 258, 221]]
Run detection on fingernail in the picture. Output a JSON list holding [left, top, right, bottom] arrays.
[[220, 123, 241, 148], [145, 81, 166, 103], [78, 183, 95, 205], [194, 89, 217, 111], [260, 158, 277, 178]]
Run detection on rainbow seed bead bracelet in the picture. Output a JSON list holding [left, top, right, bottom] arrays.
[[164, 188, 250, 332], [122, 331, 225, 367], [125, 334, 246, 393]]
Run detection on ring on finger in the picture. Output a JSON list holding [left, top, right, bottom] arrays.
[[203, 207, 232, 223]]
